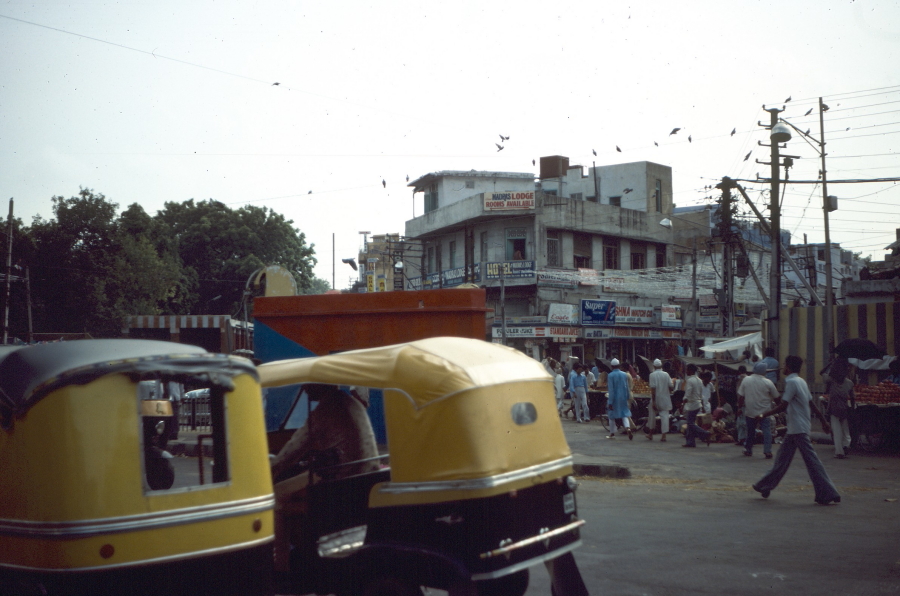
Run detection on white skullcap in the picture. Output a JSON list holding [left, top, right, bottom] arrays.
[[610, 358, 620, 366], [653, 359, 662, 367]]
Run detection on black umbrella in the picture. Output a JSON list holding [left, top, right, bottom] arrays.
[[833, 338, 886, 361]]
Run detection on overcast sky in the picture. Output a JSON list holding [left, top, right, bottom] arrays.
[[2, 0, 899, 288]]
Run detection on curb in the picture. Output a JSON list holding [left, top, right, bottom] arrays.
[[573, 463, 631, 479]]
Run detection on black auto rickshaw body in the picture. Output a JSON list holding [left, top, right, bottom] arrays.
[[0, 340, 275, 596], [260, 337, 589, 596]]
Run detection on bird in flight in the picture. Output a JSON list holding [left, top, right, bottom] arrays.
[[499, 134, 509, 141], [688, 135, 692, 143], [382, 179, 386, 188], [730, 128, 736, 136], [805, 108, 813, 116], [616, 145, 622, 152], [532, 159, 536, 166], [308, 190, 312, 194], [592, 149, 597, 156], [669, 128, 681, 136], [784, 96, 791, 103], [654, 141, 658, 147], [623, 188, 633, 194], [496, 143, 504, 152], [744, 151, 752, 161], [406, 175, 409, 182], [272, 82, 280, 86]]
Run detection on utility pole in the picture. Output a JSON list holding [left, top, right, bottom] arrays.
[[3, 199, 13, 344], [819, 96, 835, 354], [716, 177, 737, 337], [690, 244, 698, 356]]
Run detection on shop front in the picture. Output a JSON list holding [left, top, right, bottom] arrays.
[[491, 323, 581, 362]]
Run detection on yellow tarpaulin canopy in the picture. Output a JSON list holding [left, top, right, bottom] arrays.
[[259, 336, 552, 409]]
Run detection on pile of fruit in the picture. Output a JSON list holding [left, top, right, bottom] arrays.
[[854, 380, 900, 405], [632, 378, 650, 395]]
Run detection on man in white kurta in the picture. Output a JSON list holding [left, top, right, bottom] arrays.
[[647, 359, 674, 441]]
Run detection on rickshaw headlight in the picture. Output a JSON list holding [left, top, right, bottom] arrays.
[[566, 476, 579, 491], [155, 420, 166, 435]]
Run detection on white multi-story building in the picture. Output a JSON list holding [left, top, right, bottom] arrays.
[[404, 156, 696, 364]]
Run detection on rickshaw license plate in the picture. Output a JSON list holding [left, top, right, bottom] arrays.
[[563, 493, 575, 514]]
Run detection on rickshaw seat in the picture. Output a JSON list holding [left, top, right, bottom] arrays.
[[307, 466, 391, 537]]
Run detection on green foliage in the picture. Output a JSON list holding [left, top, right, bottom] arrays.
[[3, 191, 318, 339], [300, 276, 332, 295]]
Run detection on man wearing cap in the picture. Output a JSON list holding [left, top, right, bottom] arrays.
[[647, 359, 674, 441], [606, 358, 633, 439], [738, 361, 780, 458]]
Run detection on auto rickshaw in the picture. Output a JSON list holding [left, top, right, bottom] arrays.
[[260, 337, 590, 596], [0, 340, 274, 596]]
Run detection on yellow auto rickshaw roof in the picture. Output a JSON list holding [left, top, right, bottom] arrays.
[[0, 340, 256, 423], [258, 337, 552, 409]]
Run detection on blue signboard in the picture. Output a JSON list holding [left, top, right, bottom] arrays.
[[581, 299, 616, 326]]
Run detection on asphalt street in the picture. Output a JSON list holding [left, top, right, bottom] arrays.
[[522, 417, 900, 596]]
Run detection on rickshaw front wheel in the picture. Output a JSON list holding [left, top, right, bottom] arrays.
[[475, 569, 529, 596], [361, 576, 423, 596]]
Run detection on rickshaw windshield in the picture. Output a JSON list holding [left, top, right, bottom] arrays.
[[0, 339, 257, 424], [258, 336, 551, 408]]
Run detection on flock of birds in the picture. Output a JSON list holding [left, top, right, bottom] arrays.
[[307, 96, 836, 196]]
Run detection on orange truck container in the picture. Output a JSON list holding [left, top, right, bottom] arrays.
[[252, 288, 489, 437]]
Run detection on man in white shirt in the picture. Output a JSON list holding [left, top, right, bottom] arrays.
[[647, 359, 674, 442], [681, 364, 713, 447], [738, 362, 779, 458], [752, 355, 840, 505]]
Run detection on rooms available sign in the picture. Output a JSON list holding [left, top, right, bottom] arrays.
[[483, 192, 535, 210]]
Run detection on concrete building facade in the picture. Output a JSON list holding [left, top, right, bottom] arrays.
[[404, 158, 693, 364]]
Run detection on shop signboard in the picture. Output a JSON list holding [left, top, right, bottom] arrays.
[[377, 275, 386, 292], [661, 304, 683, 328], [441, 264, 481, 287], [581, 300, 616, 326], [537, 269, 577, 289], [483, 191, 536, 211], [484, 260, 535, 280], [367, 272, 375, 293], [548, 303, 579, 325], [615, 305, 653, 325], [698, 293, 718, 322], [584, 328, 613, 339], [578, 268, 601, 286], [603, 277, 626, 292], [491, 326, 580, 339]]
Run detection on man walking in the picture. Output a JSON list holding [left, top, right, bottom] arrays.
[[738, 362, 780, 458], [752, 355, 841, 505], [606, 359, 633, 439], [681, 364, 712, 448], [647, 359, 673, 441], [760, 347, 779, 384], [570, 363, 590, 423]]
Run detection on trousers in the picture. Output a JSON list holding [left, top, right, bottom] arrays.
[[830, 415, 850, 455], [745, 415, 773, 455], [573, 387, 589, 422], [754, 433, 840, 502]]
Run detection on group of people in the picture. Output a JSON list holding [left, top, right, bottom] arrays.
[[552, 348, 845, 506]]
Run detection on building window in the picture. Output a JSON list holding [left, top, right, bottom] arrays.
[[609, 196, 621, 207], [655, 179, 662, 212], [506, 228, 527, 260], [547, 230, 561, 267], [427, 246, 436, 273], [631, 252, 646, 270], [449, 241, 457, 268], [570, 192, 583, 200], [604, 239, 620, 270], [424, 183, 439, 213], [656, 245, 666, 268], [466, 180, 475, 189], [480, 232, 488, 263], [574, 232, 592, 269]]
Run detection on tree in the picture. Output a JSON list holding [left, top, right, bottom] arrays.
[[154, 200, 316, 314], [301, 276, 332, 295]]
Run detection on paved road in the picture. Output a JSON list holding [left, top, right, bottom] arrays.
[[522, 417, 900, 596]]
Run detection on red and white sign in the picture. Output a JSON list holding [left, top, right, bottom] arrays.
[[548, 303, 579, 325], [615, 305, 653, 325], [483, 192, 536, 211]]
